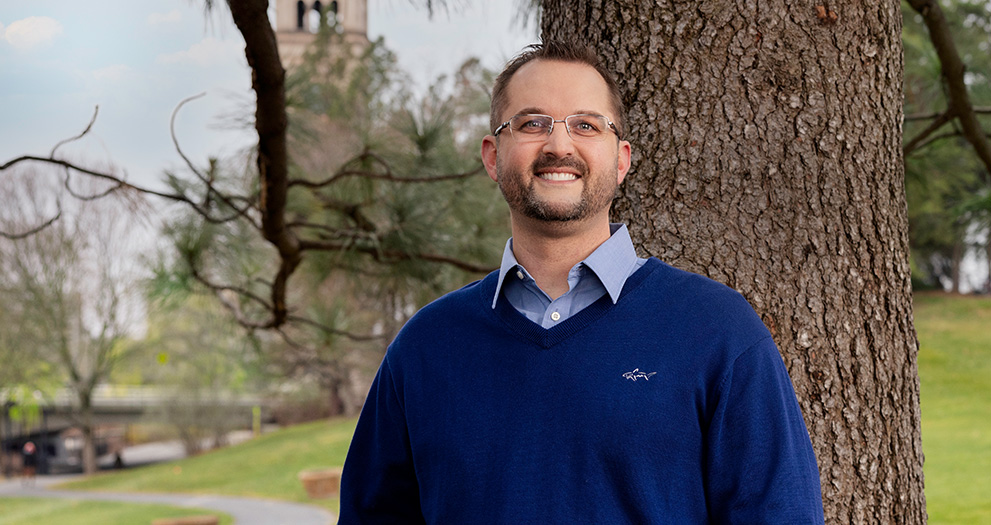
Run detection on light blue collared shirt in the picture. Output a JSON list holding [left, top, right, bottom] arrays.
[[492, 223, 648, 329]]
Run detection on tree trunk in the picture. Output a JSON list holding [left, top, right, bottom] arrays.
[[541, 1, 925, 522], [950, 238, 963, 293], [80, 395, 97, 475], [325, 374, 347, 417], [0, 411, 7, 478], [985, 233, 990, 292]]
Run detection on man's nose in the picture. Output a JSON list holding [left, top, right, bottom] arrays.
[[541, 122, 576, 157]]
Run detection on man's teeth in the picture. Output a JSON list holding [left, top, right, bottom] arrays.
[[538, 172, 578, 181]]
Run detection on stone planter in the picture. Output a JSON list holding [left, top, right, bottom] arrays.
[[298, 467, 343, 499]]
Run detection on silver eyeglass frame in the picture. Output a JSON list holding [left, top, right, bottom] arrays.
[[493, 113, 621, 141]]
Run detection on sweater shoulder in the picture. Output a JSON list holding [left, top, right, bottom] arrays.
[[387, 272, 496, 351], [412, 272, 494, 322], [642, 259, 771, 343]]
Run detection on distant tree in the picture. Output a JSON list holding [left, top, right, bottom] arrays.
[[135, 295, 264, 455], [0, 173, 146, 474]]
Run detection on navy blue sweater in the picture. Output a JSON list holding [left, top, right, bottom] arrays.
[[340, 258, 824, 524]]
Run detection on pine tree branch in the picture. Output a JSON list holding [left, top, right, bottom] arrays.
[[907, 130, 991, 155], [298, 238, 495, 273], [903, 111, 954, 156], [289, 149, 484, 188], [906, 0, 991, 179], [905, 107, 991, 121]]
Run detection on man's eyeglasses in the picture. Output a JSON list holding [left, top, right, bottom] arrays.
[[493, 114, 621, 143]]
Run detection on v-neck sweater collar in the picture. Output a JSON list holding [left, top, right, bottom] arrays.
[[481, 257, 661, 349]]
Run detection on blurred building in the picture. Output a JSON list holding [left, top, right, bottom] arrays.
[[274, 0, 369, 68]]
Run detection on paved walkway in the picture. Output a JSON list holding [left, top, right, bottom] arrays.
[[0, 475, 335, 525]]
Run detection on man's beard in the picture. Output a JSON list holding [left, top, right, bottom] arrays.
[[497, 155, 616, 222]]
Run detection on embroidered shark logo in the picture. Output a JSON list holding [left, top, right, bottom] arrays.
[[622, 368, 657, 382]]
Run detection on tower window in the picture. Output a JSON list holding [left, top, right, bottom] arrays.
[[309, 1, 323, 33]]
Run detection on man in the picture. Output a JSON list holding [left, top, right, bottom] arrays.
[[339, 41, 825, 523]]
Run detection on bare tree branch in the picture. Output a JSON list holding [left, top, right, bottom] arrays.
[[0, 207, 62, 240], [1, 154, 257, 226], [1, 155, 177, 200]]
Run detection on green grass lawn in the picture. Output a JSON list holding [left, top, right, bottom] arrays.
[[58, 417, 357, 512], [914, 293, 991, 524], [0, 498, 232, 525]]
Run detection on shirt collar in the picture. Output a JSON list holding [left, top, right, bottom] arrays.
[[492, 223, 641, 309]]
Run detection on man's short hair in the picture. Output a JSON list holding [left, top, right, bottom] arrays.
[[490, 40, 625, 139]]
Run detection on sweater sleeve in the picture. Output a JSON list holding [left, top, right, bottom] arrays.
[[339, 355, 425, 524], [704, 337, 825, 524]]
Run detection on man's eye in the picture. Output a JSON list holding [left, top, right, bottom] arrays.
[[516, 118, 549, 133], [572, 119, 600, 133]]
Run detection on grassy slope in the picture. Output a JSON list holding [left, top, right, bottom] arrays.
[[914, 293, 991, 524], [59, 417, 357, 512], [0, 498, 232, 525]]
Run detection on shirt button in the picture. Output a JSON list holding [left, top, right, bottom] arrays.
[[516, 270, 524, 280], [550, 311, 561, 322]]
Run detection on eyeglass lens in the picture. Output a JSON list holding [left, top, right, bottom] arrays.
[[510, 114, 611, 142]]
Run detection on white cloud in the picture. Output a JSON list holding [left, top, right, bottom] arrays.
[[156, 37, 243, 67], [3, 16, 63, 50], [148, 10, 182, 26]]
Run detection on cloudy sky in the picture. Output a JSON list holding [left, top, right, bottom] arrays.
[[0, 1, 536, 190]]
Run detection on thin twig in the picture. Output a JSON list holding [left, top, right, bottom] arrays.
[[170, 93, 210, 184], [63, 174, 125, 201], [0, 207, 62, 240], [51, 106, 99, 157]]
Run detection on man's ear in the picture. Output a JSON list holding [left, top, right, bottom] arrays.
[[481, 135, 499, 182], [617, 140, 632, 185]]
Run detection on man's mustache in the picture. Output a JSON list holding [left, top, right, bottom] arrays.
[[531, 156, 588, 177]]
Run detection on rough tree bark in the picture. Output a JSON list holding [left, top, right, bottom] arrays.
[[541, 1, 925, 522]]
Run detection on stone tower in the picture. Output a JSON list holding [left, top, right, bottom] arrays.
[[274, 0, 369, 68]]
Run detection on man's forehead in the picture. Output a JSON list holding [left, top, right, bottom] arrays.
[[502, 59, 612, 116]]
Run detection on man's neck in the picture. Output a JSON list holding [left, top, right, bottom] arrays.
[[509, 215, 614, 300]]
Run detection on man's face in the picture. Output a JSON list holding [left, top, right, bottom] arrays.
[[481, 60, 631, 226]]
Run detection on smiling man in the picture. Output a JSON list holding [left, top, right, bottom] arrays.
[[339, 41, 825, 524]]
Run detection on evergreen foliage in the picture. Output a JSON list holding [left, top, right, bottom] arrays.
[[903, 0, 991, 291]]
